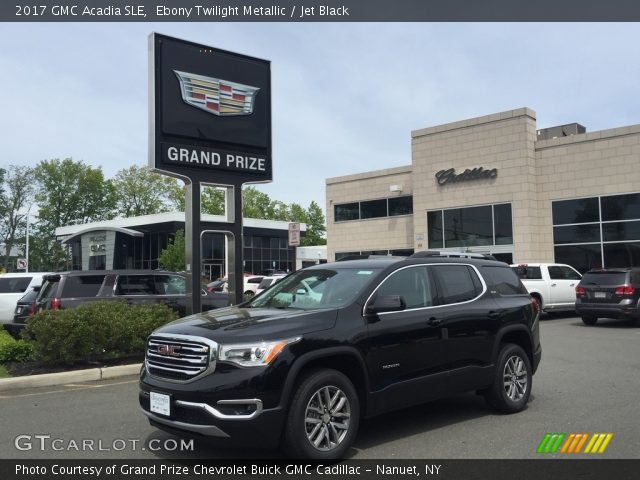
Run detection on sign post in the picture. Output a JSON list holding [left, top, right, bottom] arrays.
[[288, 222, 301, 247], [16, 258, 27, 270], [149, 33, 272, 312]]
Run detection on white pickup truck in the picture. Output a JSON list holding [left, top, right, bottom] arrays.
[[510, 263, 582, 313]]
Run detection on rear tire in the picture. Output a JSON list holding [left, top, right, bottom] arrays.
[[582, 315, 598, 325], [485, 343, 531, 414], [283, 369, 359, 460]]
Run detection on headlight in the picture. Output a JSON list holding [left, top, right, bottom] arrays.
[[218, 337, 300, 367]]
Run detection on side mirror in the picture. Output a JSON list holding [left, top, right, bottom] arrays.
[[365, 294, 406, 316]]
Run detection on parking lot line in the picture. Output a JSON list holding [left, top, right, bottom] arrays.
[[0, 379, 138, 400]]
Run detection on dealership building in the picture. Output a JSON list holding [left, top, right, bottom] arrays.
[[326, 107, 640, 273], [55, 212, 307, 279]]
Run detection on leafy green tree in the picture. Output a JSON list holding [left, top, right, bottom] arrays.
[[158, 230, 185, 272], [0, 166, 36, 270], [112, 165, 174, 217], [32, 158, 117, 271], [302, 201, 327, 246]]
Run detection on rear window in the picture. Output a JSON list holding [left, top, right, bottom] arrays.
[[484, 266, 528, 295], [61, 275, 106, 297], [38, 279, 60, 300], [433, 265, 483, 304], [258, 278, 274, 289], [0, 277, 31, 293], [511, 265, 542, 280], [581, 271, 628, 286], [18, 288, 40, 303]]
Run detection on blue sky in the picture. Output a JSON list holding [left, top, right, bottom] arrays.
[[1, 23, 639, 212]]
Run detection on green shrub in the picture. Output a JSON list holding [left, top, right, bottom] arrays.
[[0, 330, 34, 363], [23, 301, 179, 366]]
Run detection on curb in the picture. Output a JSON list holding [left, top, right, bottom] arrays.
[[0, 363, 142, 392]]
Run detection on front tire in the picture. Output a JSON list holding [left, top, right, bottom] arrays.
[[485, 343, 532, 414], [283, 369, 360, 459], [582, 315, 598, 325]]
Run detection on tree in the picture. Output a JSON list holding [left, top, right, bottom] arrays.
[[112, 165, 174, 217], [32, 158, 117, 271], [302, 201, 327, 246], [158, 230, 185, 272], [0, 165, 36, 270]]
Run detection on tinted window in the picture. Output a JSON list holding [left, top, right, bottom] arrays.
[[552, 197, 599, 225], [483, 266, 527, 295], [18, 288, 40, 303], [601, 193, 640, 221], [38, 279, 59, 300], [511, 265, 542, 280], [444, 206, 493, 247], [334, 203, 359, 222], [360, 199, 387, 219], [553, 224, 601, 244], [258, 278, 274, 290], [554, 244, 602, 274], [434, 265, 482, 303], [603, 241, 640, 269], [388, 196, 413, 216], [115, 275, 155, 295], [61, 275, 105, 297], [494, 203, 513, 245], [548, 266, 581, 280], [581, 271, 628, 286], [376, 266, 435, 309], [602, 221, 640, 242], [0, 277, 31, 293], [427, 210, 444, 248]]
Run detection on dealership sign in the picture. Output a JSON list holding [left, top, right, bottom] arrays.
[[149, 33, 272, 183], [435, 167, 498, 186]]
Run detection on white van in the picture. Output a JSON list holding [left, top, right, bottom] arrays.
[[0, 272, 49, 324]]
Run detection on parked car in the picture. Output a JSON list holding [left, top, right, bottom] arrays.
[[206, 279, 227, 293], [254, 274, 286, 295], [511, 263, 582, 313], [33, 270, 229, 316], [575, 267, 640, 325], [4, 286, 41, 338], [0, 272, 50, 324], [140, 253, 541, 459], [242, 275, 264, 296]]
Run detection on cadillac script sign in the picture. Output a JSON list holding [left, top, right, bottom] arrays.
[[435, 167, 498, 186]]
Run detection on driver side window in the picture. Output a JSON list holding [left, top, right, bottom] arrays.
[[375, 266, 435, 309]]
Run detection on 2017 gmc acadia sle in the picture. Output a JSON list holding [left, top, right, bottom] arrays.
[[139, 253, 541, 459]]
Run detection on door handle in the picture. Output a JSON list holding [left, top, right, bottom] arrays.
[[551, 283, 557, 287], [427, 317, 442, 326], [488, 311, 502, 320]]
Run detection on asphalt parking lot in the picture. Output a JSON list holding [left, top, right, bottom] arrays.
[[0, 314, 638, 459]]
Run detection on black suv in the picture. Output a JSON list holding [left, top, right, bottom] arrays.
[[33, 270, 228, 316], [576, 268, 640, 325], [139, 255, 541, 459]]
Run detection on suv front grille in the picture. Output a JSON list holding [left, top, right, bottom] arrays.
[[146, 334, 217, 382]]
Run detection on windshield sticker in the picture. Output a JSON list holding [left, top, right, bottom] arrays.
[[357, 271, 374, 275]]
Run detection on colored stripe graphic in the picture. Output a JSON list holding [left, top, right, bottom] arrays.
[[538, 433, 613, 454]]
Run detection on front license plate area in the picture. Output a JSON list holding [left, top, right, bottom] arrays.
[[150, 392, 171, 416]]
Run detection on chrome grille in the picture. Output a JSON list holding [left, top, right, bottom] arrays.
[[146, 334, 217, 382]]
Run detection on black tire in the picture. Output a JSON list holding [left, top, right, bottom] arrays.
[[485, 343, 532, 414], [582, 315, 598, 325], [283, 369, 360, 460]]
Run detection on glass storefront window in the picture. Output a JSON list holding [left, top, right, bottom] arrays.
[[493, 203, 513, 245], [553, 224, 601, 244], [554, 244, 602, 273], [360, 199, 388, 219], [603, 242, 640, 268], [602, 221, 640, 242], [552, 197, 599, 225], [388, 196, 413, 216], [335, 202, 360, 222], [601, 193, 640, 221], [443, 205, 493, 247], [427, 211, 443, 248]]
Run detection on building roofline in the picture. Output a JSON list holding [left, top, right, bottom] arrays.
[[326, 165, 413, 185]]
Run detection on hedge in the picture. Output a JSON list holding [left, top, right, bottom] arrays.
[[22, 301, 179, 366], [0, 329, 34, 363]]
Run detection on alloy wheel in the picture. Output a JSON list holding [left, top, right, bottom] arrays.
[[503, 355, 528, 402], [304, 385, 351, 451]]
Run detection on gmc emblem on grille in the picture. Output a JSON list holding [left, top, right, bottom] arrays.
[[158, 344, 179, 356]]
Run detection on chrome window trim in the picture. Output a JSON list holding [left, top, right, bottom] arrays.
[[362, 263, 488, 317]]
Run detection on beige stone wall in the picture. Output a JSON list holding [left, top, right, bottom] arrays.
[[411, 108, 543, 262], [326, 166, 413, 261], [535, 124, 640, 260], [325, 107, 640, 265]]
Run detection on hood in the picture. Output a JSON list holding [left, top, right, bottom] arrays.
[[152, 306, 337, 343]]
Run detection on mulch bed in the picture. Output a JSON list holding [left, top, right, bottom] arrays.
[[5, 354, 144, 377]]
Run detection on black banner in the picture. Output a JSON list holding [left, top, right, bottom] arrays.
[[3, 0, 640, 22], [2, 459, 639, 480]]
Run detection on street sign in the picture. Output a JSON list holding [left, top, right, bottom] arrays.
[[288, 223, 301, 247], [16, 258, 27, 270]]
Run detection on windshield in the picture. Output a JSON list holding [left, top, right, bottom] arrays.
[[246, 267, 382, 310]]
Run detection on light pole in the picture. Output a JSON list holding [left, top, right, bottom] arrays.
[[25, 206, 31, 273]]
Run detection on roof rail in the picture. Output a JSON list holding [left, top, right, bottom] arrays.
[[336, 254, 403, 262], [410, 250, 498, 261]]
